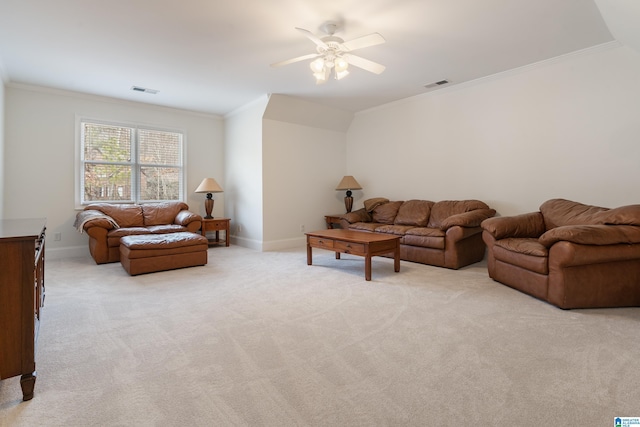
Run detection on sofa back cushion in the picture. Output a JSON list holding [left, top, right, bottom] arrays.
[[394, 200, 433, 227], [372, 201, 404, 224], [142, 202, 189, 226], [540, 199, 609, 230], [364, 198, 389, 212], [598, 204, 640, 226], [427, 200, 490, 228], [540, 198, 640, 230], [85, 203, 144, 228]]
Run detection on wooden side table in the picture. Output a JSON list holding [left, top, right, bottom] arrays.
[[201, 218, 230, 247], [324, 214, 345, 229]]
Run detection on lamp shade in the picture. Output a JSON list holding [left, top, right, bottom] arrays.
[[195, 178, 223, 194], [335, 176, 362, 191]]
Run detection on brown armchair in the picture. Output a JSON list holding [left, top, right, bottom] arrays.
[[481, 199, 640, 309]]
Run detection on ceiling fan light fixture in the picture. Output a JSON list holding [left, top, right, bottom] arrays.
[[271, 22, 386, 84], [334, 57, 349, 72], [310, 57, 325, 73], [335, 68, 349, 80], [314, 67, 330, 84]]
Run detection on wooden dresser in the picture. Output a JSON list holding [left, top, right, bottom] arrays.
[[0, 218, 46, 401]]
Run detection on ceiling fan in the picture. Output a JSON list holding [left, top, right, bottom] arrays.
[[271, 21, 386, 84]]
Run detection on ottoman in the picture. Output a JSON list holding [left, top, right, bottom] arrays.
[[119, 232, 208, 275]]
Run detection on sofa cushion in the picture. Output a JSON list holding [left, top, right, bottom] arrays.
[[428, 200, 490, 229], [439, 208, 497, 230], [147, 224, 190, 234], [403, 227, 446, 249], [86, 203, 144, 228], [349, 222, 380, 232], [394, 200, 433, 227], [372, 201, 403, 224], [595, 204, 640, 226], [342, 209, 372, 224], [142, 202, 188, 226], [495, 237, 548, 257], [539, 199, 610, 230], [538, 224, 640, 247], [374, 224, 416, 235], [364, 197, 390, 212], [493, 243, 549, 275]]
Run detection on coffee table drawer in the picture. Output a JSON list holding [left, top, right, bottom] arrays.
[[335, 240, 365, 254], [309, 236, 334, 249]]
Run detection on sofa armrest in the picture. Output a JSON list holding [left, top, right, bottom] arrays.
[[439, 208, 496, 230], [341, 208, 371, 224], [481, 212, 544, 240], [174, 210, 202, 226], [539, 224, 640, 247], [446, 225, 483, 242], [550, 240, 640, 268]]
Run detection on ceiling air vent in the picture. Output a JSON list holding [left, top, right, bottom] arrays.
[[423, 80, 449, 89], [131, 86, 159, 94]]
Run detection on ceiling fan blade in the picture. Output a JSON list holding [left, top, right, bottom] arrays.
[[344, 54, 386, 74], [342, 33, 386, 51], [270, 53, 319, 68], [295, 27, 328, 48]]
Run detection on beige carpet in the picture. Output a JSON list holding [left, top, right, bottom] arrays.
[[1, 245, 639, 426]]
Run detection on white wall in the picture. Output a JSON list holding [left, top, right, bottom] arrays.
[[262, 119, 346, 249], [225, 95, 351, 251], [347, 43, 640, 216], [224, 96, 268, 250], [5, 84, 223, 259], [261, 94, 352, 250]]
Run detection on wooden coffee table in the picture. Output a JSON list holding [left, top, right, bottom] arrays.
[[306, 229, 401, 281]]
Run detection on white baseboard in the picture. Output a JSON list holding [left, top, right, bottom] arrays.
[[229, 235, 263, 251], [262, 236, 305, 252], [229, 235, 305, 251], [46, 245, 90, 260]]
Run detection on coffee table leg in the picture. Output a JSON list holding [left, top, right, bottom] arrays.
[[394, 244, 400, 273], [365, 255, 372, 281], [335, 252, 340, 259], [307, 244, 312, 265]]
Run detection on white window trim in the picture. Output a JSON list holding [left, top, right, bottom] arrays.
[[75, 115, 187, 208]]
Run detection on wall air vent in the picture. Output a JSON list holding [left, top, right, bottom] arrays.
[[131, 86, 159, 94], [423, 80, 449, 89]]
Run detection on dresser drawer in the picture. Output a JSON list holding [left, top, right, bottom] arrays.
[[309, 236, 334, 249], [335, 240, 365, 254]]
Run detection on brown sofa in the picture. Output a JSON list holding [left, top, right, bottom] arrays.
[[339, 198, 496, 269], [481, 198, 640, 309], [74, 202, 202, 264]]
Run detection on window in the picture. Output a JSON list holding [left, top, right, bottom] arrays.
[[78, 119, 185, 205]]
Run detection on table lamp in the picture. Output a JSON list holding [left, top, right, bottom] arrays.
[[335, 175, 362, 213], [195, 178, 223, 219]]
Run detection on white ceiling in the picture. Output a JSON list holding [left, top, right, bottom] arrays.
[[0, 0, 631, 116]]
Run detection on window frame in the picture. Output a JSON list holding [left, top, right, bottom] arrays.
[[75, 116, 187, 207]]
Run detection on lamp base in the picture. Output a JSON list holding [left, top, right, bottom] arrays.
[[204, 197, 214, 219], [344, 196, 353, 213]]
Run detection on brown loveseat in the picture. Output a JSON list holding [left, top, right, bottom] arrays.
[[339, 198, 496, 269], [481, 198, 640, 309], [75, 202, 202, 264]]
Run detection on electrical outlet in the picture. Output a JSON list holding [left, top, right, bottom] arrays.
[[300, 225, 305, 232], [237, 225, 242, 233], [54, 232, 62, 241]]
